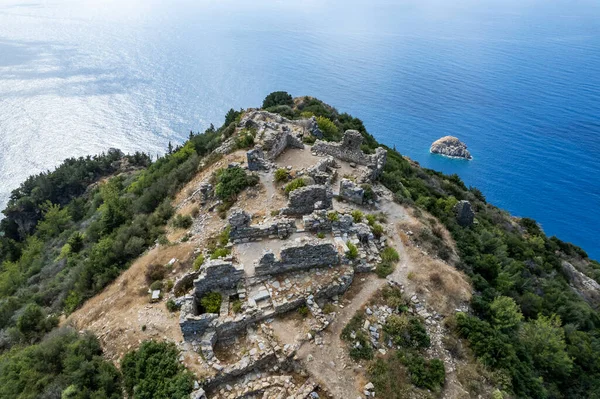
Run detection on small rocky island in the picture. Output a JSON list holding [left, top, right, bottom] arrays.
[[430, 136, 472, 160]]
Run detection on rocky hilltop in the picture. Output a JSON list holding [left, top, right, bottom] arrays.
[[430, 136, 472, 159]]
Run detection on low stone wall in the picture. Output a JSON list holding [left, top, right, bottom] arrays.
[[302, 210, 373, 241], [193, 260, 244, 299], [179, 296, 219, 340], [228, 208, 296, 243], [255, 238, 340, 276], [281, 185, 332, 215]]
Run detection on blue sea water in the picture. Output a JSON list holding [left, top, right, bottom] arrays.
[[0, 0, 599, 258]]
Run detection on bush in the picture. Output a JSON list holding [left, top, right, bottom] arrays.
[[327, 211, 339, 222], [232, 300, 242, 314], [381, 247, 400, 263], [193, 254, 205, 271], [172, 214, 193, 229], [262, 91, 293, 108], [376, 262, 395, 278], [121, 340, 193, 399], [362, 184, 375, 201], [210, 247, 230, 259], [166, 299, 179, 312], [235, 129, 255, 149], [317, 232, 325, 239], [284, 178, 307, 195], [347, 242, 359, 259], [349, 332, 374, 360], [146, 263, 167, 284], [274, 168, 289, 182], [366, 214, 376, 226], [149, 280, 163, 291], [384, 314, 430, 349], [214, 166, 259, 201], [200, 292, 222, 314], [351, 210, 364, 223], [401, 352, 445, 391], [316, 116, 340, 141], [371, 223, 384, 238], [297, 305, 309, 317]]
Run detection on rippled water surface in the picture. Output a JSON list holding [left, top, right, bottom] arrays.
[[0, 0, 599, 257]]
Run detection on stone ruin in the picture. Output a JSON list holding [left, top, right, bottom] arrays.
[[228, 208, 296, 243], [255, 237, 340, 276], [240, 111, 313, 171], [306, 156, 338, 185], [454, 200, 475, 227], [339, 178, 364, 204], [312, 129, 387, 181], [281, 184, 333, 215]]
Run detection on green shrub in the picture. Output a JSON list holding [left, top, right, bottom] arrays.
[[166, 299, 179, 312], [381, 247, 400, 263], [323, 303, 335, 314], [219, 226, 231, 246], [317, 232, 326, 239], [210, 247, 230, 259], [262, 91, 293, 108], [232, 300, 242, 314], [341, 313, 364, 340], [371, 223, 384, 238], [146, 263, 167, 284], [316, 116, 340, 141], [193, 254, 205, 271], [400, 352, 445, 391], [349, 332, 374, 361], [121, 340, 193, 399], [327, 211, 339, 222], [172, 214, 193, 229], [376, 262, 395, 278], [297, 305, 309, 317], [285, 178, 307, 195], [200, 292, 222, 314], [235, 129, 255, 149], [384, 315, 430, 349], [274, 168, 289, 182], [149, 280, 163, 291], [362, 184, 375, 201], [347, 242, 359, 259], [366, 214, 376, 226], [351, 210, 364, 223], [214, 166, 259, 201]]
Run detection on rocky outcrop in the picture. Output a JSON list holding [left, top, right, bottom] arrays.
[[562, 261, 600, 306], [454, 200, 475, 227], [430, 136, 472, 160], [281, 185, 332, 215]]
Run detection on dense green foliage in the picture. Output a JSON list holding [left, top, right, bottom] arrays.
[[121, 341, 193, 399], [200, 292, 222, 314], [262, 91, 293, 109], [0, 329, 121, 399], [284, 177, 307, 195]]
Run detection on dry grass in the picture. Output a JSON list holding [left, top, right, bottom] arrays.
[[404, 246, 471, 314]]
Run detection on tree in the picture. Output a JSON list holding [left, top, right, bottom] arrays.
[[36, 202, 71, 239], [490, 296, 523, 332], [316, 116, 340, 141], [519, 314, 573, 378], [262, 91, 293, 108]]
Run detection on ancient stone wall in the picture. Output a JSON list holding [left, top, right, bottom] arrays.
[[312, 130, 387, 182], [193, 260, 244, 299], [306, 156, 337, 185], [339, 178, 364, 204], [281, 185, 332, 215], [179, 296, 219, 340], [228, 208, 296, 243], [255, 238, 340, 276]]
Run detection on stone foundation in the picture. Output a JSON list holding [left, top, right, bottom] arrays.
[[339, 178, 364, 204]]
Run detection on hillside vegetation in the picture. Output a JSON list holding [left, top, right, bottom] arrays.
[[0, 93, 599, 398]]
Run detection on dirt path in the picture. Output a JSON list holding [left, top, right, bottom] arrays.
[[272, 189, 413, 399]]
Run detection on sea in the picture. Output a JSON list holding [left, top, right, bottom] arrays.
[[0, 0, 599, 258]]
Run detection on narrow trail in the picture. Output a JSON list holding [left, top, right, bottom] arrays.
[[280, 191, 413, 399]]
